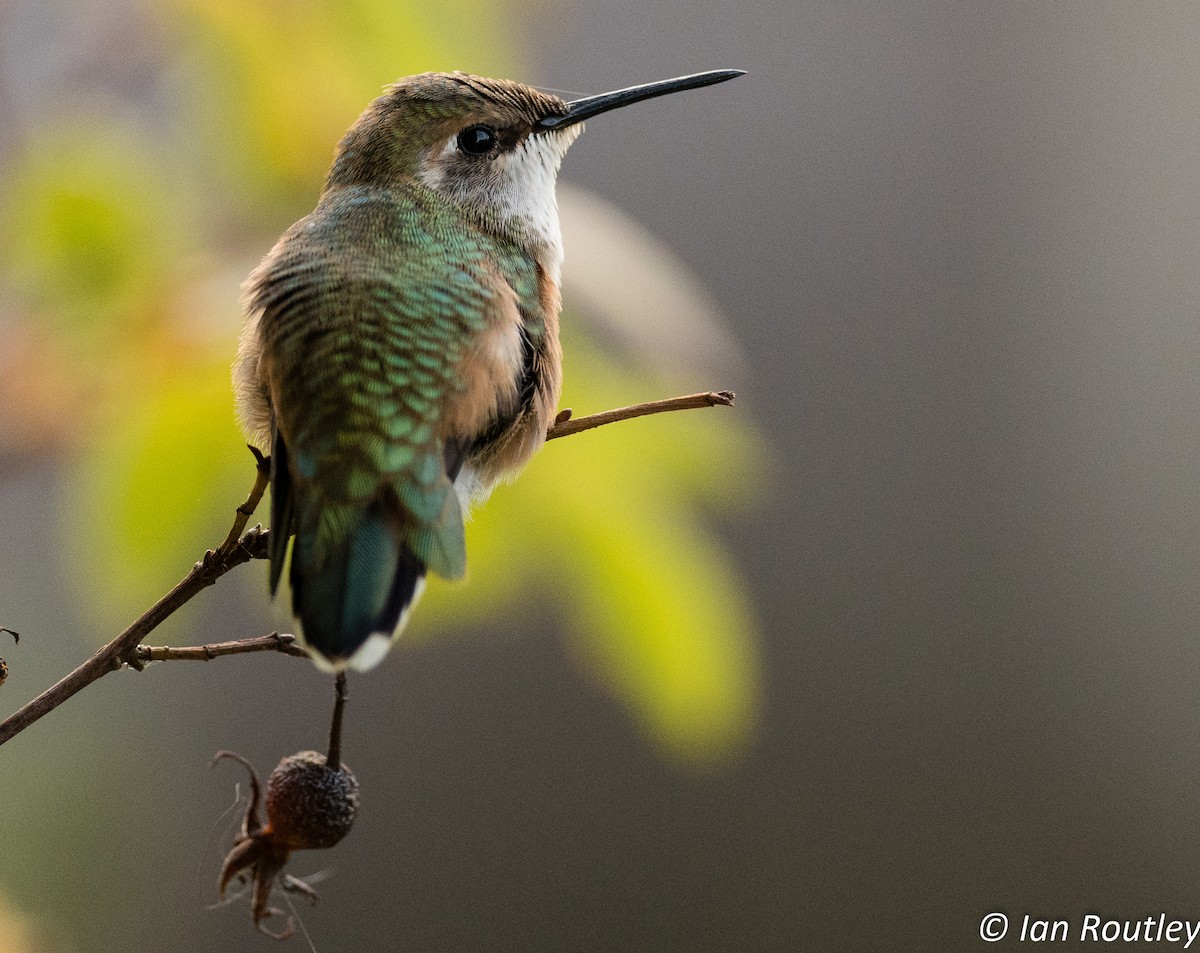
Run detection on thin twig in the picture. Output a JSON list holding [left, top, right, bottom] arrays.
[[327, 673, 348, 768], [546, 390, 734, 440], [217, 446, 270, 553], [0, 389, 733, 748], [134, 633, 308, 663], [0, 527, 270, 746]]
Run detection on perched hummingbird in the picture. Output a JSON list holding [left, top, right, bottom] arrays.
[[234, 68, 743, 671]]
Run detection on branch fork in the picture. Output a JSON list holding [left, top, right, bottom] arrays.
[[0, 389, 734, 746]]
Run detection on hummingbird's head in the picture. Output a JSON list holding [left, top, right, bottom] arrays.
[[326, 73, 576, 260], [326, 70, 744, 265]]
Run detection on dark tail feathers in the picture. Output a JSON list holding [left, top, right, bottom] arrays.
[[290, 501, 426, 670]]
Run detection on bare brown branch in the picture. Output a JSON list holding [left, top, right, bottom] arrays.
[[217, 446, 270, 552], [546, 390, 734, 440], [0, 388, 733, 748], [135, 632, 308, 663], [0, 527, 270, 746], [327, 673, 348, 768]]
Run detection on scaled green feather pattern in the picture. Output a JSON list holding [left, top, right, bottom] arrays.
[[247, 181, 546, 582]]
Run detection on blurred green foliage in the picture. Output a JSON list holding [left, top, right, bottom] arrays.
[[160, 0, 528, 209], [1, 121, 191, 356], [0, 0, 767, 763]]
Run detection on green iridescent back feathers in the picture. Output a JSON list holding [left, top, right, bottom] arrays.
[[246, 181, 547, 657]]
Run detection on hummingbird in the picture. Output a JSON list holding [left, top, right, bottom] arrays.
[[233, 68, 743, 672]]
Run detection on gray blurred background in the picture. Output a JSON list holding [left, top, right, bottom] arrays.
[[2, 1, 1200, 950]]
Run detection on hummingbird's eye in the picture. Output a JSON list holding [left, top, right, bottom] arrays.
[[457, 125, 498, 156]]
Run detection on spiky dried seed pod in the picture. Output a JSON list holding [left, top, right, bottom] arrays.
[[265, 750, 359, 850], [0, 628, 16, 688]]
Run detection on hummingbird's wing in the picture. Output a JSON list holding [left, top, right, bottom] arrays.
[[245, 184, 541, 667]]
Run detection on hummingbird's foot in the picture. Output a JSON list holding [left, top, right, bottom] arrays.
[[247, 444, 271, 476], [213, 446, 273, 559]]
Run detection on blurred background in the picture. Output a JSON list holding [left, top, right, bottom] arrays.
[[2, 1, 1199, 950]]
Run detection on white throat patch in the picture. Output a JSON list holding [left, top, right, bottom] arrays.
[[418, 127, 582, 284]]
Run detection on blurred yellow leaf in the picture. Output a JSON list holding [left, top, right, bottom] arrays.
[[0, 122, 190, 354], [421, 327, 766, 761], [63, 346, 249, 619], [0, 890, 44, 953], [562, 502, 758, 762]]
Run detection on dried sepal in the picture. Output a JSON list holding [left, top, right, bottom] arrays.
[[213, 749, 358, 939]]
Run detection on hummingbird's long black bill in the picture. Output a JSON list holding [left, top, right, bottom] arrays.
[[534, 69, 745, 132]]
